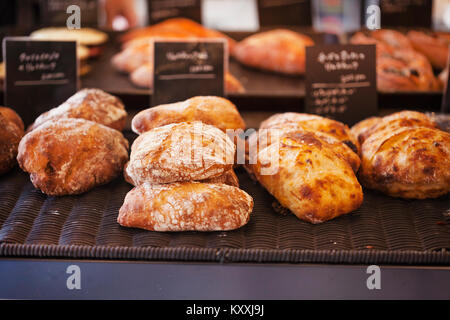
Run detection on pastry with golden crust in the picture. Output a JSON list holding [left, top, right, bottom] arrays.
[[233, 29, 314, 75], [247, 130, 363, 224], [0, 107, 24, 175], [407, 30, 449, 70], [118, 181, 253, 232], [131, 96, 245, 134], [28, 89, 127, 132], [17, 119, 129, 196]]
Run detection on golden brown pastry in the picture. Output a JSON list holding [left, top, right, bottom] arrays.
[[233, 29, 314, 75], [131, 96, 245, 134], [118, 181, 253, 231], [126, 121, 235, 185], [353, 111, 438, 145], [259, 113, 360, 155], [17, 119, 129, 196], [0, 107, 24, 175], [350, 31, 440, 92], [247, 130, 363, 224], [249, 127, 360, 173], [359, 126, 450, 199], [28, 89, 127, 132], [407, 30, 449, 70]]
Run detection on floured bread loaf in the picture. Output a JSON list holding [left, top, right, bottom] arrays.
[[132, 96, 245, 134], [17, 118, 129, 195], [28, 89, 127, 132], [125, 121, 236, 185], [118, 182, 253, 231]]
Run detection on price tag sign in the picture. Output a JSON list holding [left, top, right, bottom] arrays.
[[152, 40, 226, 106], [3, 38, 78, 125], [202, 0, 259, 32], [380, 0, 432, 28], [305, 44, 377, 125], [149, 0, 201, 24]]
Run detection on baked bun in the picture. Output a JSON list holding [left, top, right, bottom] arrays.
[[30, 27, 108, 46], [28, 89, 127, 132], [233, 29, 314, 75], [132, 96, 245, 134], [0, 107, 24, 175], [247, 130, 363, 223], [353, 111, 438, 145], [359, 126, 450, 199], [407, 30, 449, 70], [118, 181, 253, 231], [126, 121, 235, 185], [17, 119, 129, 195], [259, 113, 360, 154]]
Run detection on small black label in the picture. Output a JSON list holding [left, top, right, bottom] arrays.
[[3, 38, 78, 125], [305, 44, 377, 126], [380, 0, 432, 28], [149, 0, 201, 24], [152, 40, 225, 106]]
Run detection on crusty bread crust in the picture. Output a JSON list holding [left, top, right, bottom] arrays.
[[132, 96, 245, 134], [0, 107, 24, 175], [118, 182, 253, 231], [126, 121, 235, 185], [28, 89, 127, 132], [17, 118, 129, 195]]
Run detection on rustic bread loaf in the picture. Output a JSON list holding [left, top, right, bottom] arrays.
[[131, 96, 245, 134], [0, 107, 24, 175], [126, 121, 235, 185], [118, 182, 253, 231], [28, 88, 127, 132], [17, 118, 129, 195]]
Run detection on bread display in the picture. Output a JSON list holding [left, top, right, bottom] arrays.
[[17, 118, 129, 196], [233, 29, 314, 75], [354, 111, 450, 199], [0, 107, 24, 175], [407, 31, 449, 70], [125, 121, 235, 185], [118, 182, 253, 232], [259, 113, 360, 155], [28, 89, 127, 132], [350, 30, 440, 92], [131, 96, 245, 134], [247, 128, 363, 224]]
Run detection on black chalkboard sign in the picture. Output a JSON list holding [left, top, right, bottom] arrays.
[[39, 0, 98, 27], [380, 0, 432, 28], [152, 40, 225, 106], [305, 44, 377, 126], [258, 0, 312, 26], [149, 0, 201, 24], [3, 38, 78, 125]]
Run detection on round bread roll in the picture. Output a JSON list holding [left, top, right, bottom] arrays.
[[17, 119, 129, 196], [118, 182, 253, 231], [359, 126, 450, 199], [131, 96, 246, 134], [126, 121, 236, 185], [0, 107, 24, 175], [407, 30, 449, 70], [28, 88, 127, 132], [248, 130, 363, 224], [259, 112, 360, 155], [350, 116, 382, 146], [30, 27, 108, 46]]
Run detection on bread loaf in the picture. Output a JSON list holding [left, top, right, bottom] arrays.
[[28, 88, 127, 132], [17, 118, 129, 195], [118, 182, 253, 231], [0, 107, 24, 175]]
